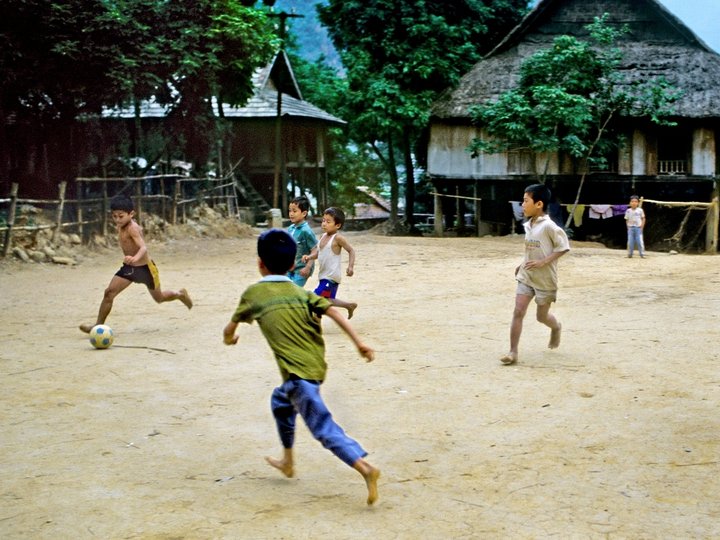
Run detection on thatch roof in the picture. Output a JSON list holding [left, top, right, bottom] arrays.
[[431, 0, 720, 120]]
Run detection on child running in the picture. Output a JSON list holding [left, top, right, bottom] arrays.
[[302, 207, 358, 318], [286, 195, 317, 287], [223, 228, 380, 505], [500, 184, 570, 365], [79, 194, 192, 333]]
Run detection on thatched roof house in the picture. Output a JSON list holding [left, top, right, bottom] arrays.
[[432, 0, 720, 120], [427, 0, 720, 248]]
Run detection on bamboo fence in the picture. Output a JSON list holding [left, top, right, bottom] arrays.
[[1, 174, 241, 257]]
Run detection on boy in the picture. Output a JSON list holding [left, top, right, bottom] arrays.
[[302, 207, 358, 318], [223, 229, 380, 505], [286, 195, 317, 286], [79, 194, 192, 333], [500, 184, 570, 365], [624, 195, 646, 258]]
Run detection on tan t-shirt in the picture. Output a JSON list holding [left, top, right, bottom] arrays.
[[516, 215, 570, 291]]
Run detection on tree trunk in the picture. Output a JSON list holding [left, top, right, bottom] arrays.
[[403, 127, 415, 226]]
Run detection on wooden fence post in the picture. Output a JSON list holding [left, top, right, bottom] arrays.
[[102, 181, 109, 237], [434, 191, 443, 237], [172, 179, 180, 224], [2, 183, 19, 257], [707, 195, 719, 253], [52, 181, 67, 244]]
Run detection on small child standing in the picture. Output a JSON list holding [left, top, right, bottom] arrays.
[[500, 184, 570, 366], [223, 229, 380, 505], [302, 207, 358, 318], [286, 195, 317, 286], [624, 195, 646, 258], [79, 194, 192, 333]]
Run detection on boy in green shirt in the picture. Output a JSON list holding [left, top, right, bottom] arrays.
[[223, 229, 380, 505]]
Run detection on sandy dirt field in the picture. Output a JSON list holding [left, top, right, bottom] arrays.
[[1, 230, 719, 539]]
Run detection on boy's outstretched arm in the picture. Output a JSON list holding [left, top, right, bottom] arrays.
[[337, 234, 356, 276], [223, 321, 239, 345], [324, 307, 374, 361], [302, 246, 318, 263]]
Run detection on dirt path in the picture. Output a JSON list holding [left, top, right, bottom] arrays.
[[1, 232, 719, 538]]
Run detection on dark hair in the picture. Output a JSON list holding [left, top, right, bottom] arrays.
[[257, 228, 297, 274], [110, 194, 134, 212], [290, 195, 310, 213], [524, 184, 551, 210], [630, 194, 640, 201], [323, 206, 345, 227]]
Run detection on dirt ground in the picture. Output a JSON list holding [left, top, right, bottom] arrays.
[[1, 230, 719, 539]]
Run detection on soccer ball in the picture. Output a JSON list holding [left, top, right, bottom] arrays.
[[89, 324, 114, 349]]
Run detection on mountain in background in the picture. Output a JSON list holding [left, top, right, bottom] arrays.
[[271, 0, 342, 70]]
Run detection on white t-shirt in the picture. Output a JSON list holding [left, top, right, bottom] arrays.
[[625, 207, 645, 227]]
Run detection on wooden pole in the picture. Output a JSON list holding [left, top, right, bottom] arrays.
[[707, 195, 719, 253], [77, 180, 84, 241], [102, 181, 109, 237], [52, 181, 67, 244], [474, 182, 481, 237], [172, 180, 180, 225], [2, 183, 19, 257], [433, 191, 443, 237]]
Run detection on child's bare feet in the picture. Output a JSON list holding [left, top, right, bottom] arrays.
[[500, 352, 517, 365], [79, 324, 93, 334], [347, 303, 357, 319], [549, 323, 562, 349], [265, 456, 294, 478], [179, 288, 193, 309], [363, 466, 380, 505], [353, 458, 380, 505]]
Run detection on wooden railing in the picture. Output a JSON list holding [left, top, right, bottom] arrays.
[[658, 160, 687, 175]]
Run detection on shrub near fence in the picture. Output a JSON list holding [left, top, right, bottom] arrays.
[[1, 174, 242, 258]]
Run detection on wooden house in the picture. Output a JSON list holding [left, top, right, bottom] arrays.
[[427, 0, 720, 249], [102, 51, 345, 219]]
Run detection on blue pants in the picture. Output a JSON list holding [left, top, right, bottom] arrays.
[[627, 226, 644, 256], [270, 378, 367, 467]]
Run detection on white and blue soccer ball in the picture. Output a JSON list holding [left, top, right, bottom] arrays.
[[89, 324, 114, 349]]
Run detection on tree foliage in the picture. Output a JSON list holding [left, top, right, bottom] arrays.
[[317, 0, 527, 224], [468, 15, 681, 225], [0, 0, 277, 191]]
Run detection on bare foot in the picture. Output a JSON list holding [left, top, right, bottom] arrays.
[[500, 352, 517, 365], [179, 288, 193, 309], [347, 303, 358, 319], [363, 467, 380, 505], [79, 324, 93, 334], [549, 323, 562, 349], [265, 456, 294, 478]]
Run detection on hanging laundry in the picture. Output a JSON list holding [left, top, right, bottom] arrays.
[[572, 204, 586, 227], [589, 204, 613, 219], [510, 201, 524, 221], [612, 204, 628, 217]]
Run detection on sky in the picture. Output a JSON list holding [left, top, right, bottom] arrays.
[[657, 0, 720, 53]]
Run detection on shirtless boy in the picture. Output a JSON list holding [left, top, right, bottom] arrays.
[[79, 194, 192, 333]]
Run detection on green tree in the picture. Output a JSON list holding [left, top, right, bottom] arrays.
[[0, 0, 277, 193], [318, 0, 527, 228], [468, 15, 680, 228]]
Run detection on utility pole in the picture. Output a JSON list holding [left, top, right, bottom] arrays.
[[267, 10, 303, 212]]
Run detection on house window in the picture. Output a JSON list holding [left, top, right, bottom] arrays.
[[507, 149, 535, 174], [657, 127, 690, 175]]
